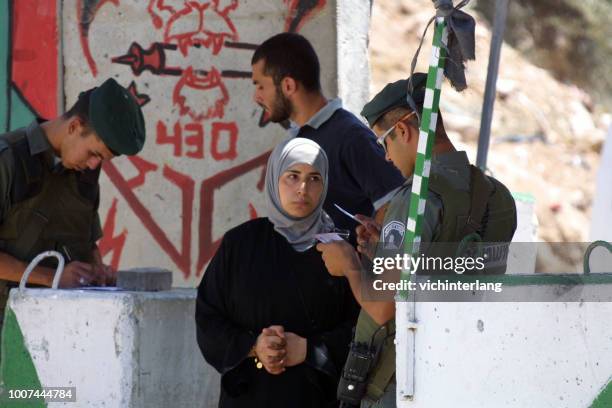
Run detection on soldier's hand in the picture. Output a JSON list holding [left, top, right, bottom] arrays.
[[59, 261, 99, 288], [92, 264, 116, 286], [355, 214, 380, 260], [316, 241, 361, 277]]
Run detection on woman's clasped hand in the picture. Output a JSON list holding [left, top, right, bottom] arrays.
[[253, 325, 307, 374]]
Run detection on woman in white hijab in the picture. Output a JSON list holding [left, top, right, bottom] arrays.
[[196, 138, 359, 408]]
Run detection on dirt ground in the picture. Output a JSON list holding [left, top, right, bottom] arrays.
[[369, 0, 610, 271]]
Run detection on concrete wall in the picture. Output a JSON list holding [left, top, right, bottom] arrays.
[[396, 280, 612, 408], [0, 1, 372, 287], [59, 0, 370, 287], [3, 288, 218, 407]]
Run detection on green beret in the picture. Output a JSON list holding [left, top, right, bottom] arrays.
[[85, 78, 146, 156], [361, 73, 428, 128]]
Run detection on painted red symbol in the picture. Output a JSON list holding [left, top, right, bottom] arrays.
[[103, 157, 195, 278], [90, 0, 329, 278], [127, 81, 151, 107], [284, 0, 327, 32], [148, 0, 239, 56], [98, 198, 127, 271], [173, 66, 229, 121], [113, 42, 182, 76], [77, 0, 121, 76]]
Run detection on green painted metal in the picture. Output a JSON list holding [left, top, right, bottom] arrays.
[[0, 0, 10, 132], [591, 378, 612, 408], [0, 1, 36, 134], [0, 307, 45, 408], [584, 241, 612, 275], [420, 272, 612, 286], [511, 191, 535, 203], [9, 87, 36, 130]]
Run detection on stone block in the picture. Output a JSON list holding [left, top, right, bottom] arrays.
[[117, 268, 172, 291]]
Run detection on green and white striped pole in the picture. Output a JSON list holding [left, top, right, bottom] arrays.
[[396, 15, 449, 400], [400, 17, 448, 296]]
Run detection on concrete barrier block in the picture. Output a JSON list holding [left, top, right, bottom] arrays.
[[4, 289, 219, 407]]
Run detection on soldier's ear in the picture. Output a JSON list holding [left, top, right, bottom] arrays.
[[67, 116, 86, 135], [396, 121, 413, 143], [67, 117, 78, 135]]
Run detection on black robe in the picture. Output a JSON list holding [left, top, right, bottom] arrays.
[[196, 218, 359, 408]]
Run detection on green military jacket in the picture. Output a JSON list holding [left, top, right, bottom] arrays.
[[357, 151, 517, 401], [0, 120, 103, 324]]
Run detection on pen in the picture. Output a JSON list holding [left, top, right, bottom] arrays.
[[62, 245, 72, 262]]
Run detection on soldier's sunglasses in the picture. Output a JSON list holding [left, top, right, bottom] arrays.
[[375, 111, 417, 154]]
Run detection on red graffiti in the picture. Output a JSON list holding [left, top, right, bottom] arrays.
[[127, 81, 151, 107], [173, 67, 229, 121], [246, 164, 268, 220], [112, 41, 252, 80], [284, 0, 327, 33], [185, 123, 205, 159], [101, 150, 269, 279], [103, 158, 195, 278], [77, 0, 121, 76], [248, 203, 258, 219], [197, 151, 270, 275], [156, 119, 238, 160], [157, 121, 182, 157], [148, 0, 239, 56], [11, 0, 59, 118], [113, 42, 182, 77], [126, 156, 159, 189], [211, 122, 238, 161], [98, 198, 127, 271], [88, 0, 328, 278]]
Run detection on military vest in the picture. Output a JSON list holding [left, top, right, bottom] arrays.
[[0, 128, 101, 264], [359, 164, 517, 401], [0, 128, 101, 323], [425, 165, 517, 274]]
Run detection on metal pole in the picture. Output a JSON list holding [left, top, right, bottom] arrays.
[[397, 15, 449, 401], [476, 0, 509, 170]]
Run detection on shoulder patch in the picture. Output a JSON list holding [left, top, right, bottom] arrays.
[[382, 220, 405, 250]]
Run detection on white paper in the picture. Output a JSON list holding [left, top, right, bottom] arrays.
[[314, 233, 345, 243], [333, 203, 366, 226]]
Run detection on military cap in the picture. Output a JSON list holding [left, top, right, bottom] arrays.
[[361, 73, 428, 128], [82, 78, 146, 156]]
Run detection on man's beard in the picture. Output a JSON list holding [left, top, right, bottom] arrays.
[[267, 86, 293, 123]]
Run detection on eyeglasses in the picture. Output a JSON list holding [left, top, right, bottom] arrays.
[[375, 111, 417, 154]]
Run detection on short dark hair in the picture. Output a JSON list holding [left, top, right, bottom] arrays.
[[379, 106, 447, 142], [63, 89, 94, 133], [251, 33, 321, 92]]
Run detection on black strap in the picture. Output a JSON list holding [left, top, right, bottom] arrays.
[[12, 209, 50, 260], [77, 166, 101, 205], [461, 165, 494, 237]]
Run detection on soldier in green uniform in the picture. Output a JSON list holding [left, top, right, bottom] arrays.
[[317, 73, 517, 407], [0, 78, 146, 330]]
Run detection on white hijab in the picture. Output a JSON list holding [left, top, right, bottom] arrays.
[[265, 138, 334, 252]]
